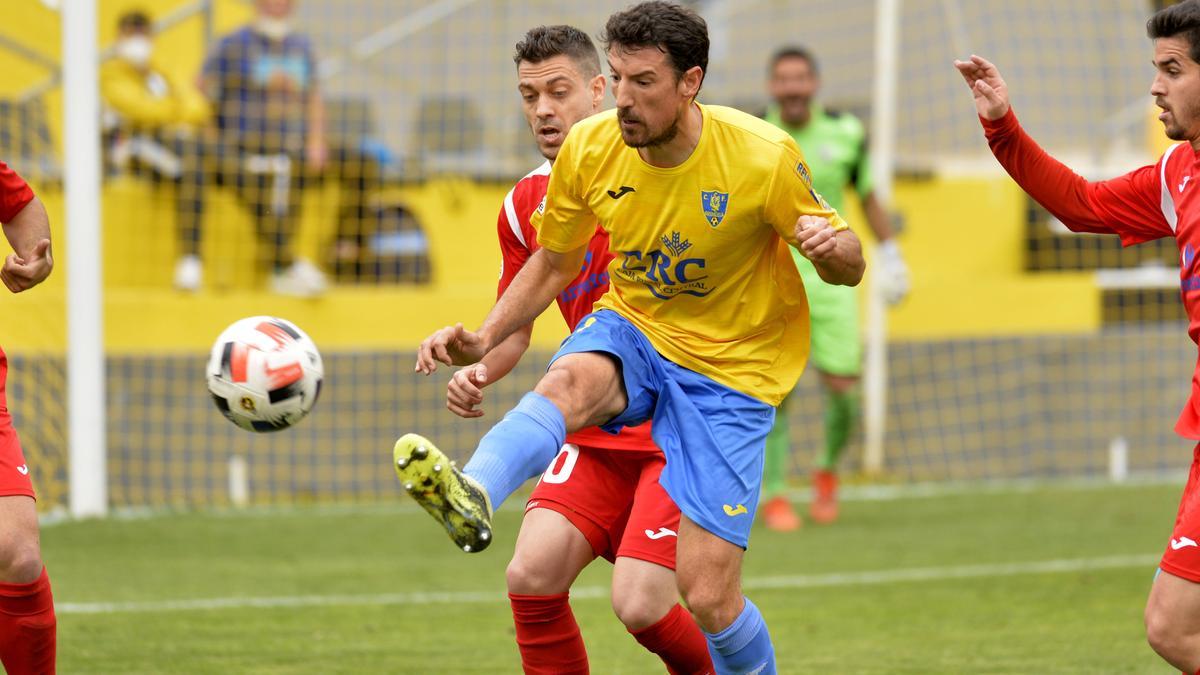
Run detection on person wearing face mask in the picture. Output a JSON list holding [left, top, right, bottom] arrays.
[[100, 10, 211, 292], [200, 0, 332, 297]]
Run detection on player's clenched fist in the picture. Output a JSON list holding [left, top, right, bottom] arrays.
[[447, 363, 489, 418], [794, 215, 838, 262], [415, 323, 487, 374], [1, 238, 52, 294]]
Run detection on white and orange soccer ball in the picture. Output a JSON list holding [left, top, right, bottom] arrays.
[[206, 316, 324, 432]]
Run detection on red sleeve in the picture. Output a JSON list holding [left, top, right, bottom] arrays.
[[0, 162, 34, 224], [497, 190, 532, 300], [982, 109, 1173, 246]]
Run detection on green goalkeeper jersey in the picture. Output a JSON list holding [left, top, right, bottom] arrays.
[[763, 103, 870, 376], [763, 103, 873, 214]]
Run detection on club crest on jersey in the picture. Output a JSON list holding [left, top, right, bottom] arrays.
[[701, 190, 730, 228]]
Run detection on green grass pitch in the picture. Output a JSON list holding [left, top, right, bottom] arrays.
[[45, 482, 1185, 673]]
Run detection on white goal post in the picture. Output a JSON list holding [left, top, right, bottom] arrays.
[[63, 0, 107, 517]]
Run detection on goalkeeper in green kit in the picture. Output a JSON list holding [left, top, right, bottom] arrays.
[[760, 46, 910, 529]]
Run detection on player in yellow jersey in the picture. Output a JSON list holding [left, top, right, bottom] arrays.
[[403, 3, 864, 672]]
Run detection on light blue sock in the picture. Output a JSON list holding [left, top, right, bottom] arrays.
[[463, 392, 566, 509], [704, 597, 776, 675]]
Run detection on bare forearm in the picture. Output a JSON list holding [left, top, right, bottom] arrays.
[[477, 324, 533, 384], [811, 230, 865, 286], [2, 197, 50, 257], [478, 247, 582, 352], [862, 192, 895, 242]]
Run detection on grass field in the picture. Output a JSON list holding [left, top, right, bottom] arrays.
[[44, 481, 1187, 673]]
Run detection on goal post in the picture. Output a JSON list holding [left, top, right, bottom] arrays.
[[862, 0, 900, 475], [62, 0, 107, 518]]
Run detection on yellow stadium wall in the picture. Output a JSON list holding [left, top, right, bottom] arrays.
[[0, 0, 1124, 356], [0, 174, 1101, 356], [0, 0, 253, 141]]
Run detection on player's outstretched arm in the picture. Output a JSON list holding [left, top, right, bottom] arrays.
[[953, 55, 1011, 121], [446, 324, 533, 418], [1, 196, 52, 294], [795, 215, 865, 286], [415, 245, 585, 374], [954, 56, 1164, 241]]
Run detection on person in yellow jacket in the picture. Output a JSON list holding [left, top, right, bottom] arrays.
[[101, 10, 212, 291]]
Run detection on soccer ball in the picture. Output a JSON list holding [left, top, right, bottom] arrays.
[[206, 316, 324, 432]]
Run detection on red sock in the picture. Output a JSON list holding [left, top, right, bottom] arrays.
[[509, 592, 588, 675], [629, 603, 715, 675], [0, 567, 56, 675]]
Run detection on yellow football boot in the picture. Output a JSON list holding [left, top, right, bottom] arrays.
[[393, 433, 494, 553]]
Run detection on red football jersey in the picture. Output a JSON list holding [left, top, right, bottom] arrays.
[[0, 159, 36, 499], [0, 161, 33, 224], [497, 161, 655, 451], [983, 109, 1200, 438]]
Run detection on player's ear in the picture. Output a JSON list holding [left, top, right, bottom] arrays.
[[680, 65, 703, 100], [590, 74, 606, 109]]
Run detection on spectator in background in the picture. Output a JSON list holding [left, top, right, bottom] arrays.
[[101, 10, 212, 292], [200, 0, 329, 297]]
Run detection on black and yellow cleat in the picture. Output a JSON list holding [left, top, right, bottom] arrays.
[[393, 433, 494, 553]]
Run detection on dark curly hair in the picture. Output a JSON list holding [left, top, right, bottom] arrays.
[[600, 1, 708, 89]]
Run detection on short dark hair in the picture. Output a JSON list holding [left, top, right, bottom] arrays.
[[600, 1, 709, 88], [769, 46, 818, 75], [118, 10, 152, 33], [1148, 0, 1200, 64], [513, 25, 601, 78]]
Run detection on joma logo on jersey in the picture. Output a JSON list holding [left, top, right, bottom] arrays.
[[617, 232, 711, 299]]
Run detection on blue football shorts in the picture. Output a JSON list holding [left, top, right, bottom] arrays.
[[550, 309, 775, 548]]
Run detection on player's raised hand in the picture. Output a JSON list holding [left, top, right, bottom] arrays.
[[1, 238, 52, 294], [446, 363, 489, 418], [795, 215, 838, 262], [415, 323, 487, 374], [953, 55, 1010, 121]]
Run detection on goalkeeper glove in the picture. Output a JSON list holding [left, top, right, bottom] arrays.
[[875, 239, 910, 306]]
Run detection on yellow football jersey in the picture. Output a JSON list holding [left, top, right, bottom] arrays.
[[533, 103, 848, 405]]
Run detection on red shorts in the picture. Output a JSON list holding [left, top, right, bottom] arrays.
[[526, 444, 679, 570], [0, 349, 34, 499]]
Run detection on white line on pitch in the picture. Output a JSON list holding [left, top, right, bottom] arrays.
[[37, 473, 1187, 528], [55, 553, 1159, 615]]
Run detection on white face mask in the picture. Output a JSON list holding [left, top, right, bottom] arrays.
[[254, 17, 291, 41], [115, 35, 152, 67]]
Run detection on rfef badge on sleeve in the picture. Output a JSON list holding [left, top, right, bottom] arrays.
[[797, 161, 831, 210]]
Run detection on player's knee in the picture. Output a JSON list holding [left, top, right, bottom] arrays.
[[680, 583, 740, 632], [540, 363, 577, 390], [505, 554, 569, 596], [611, 587, 671, 631], [0, 538, 43, 584], [1145, 602, 1186, 661]]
